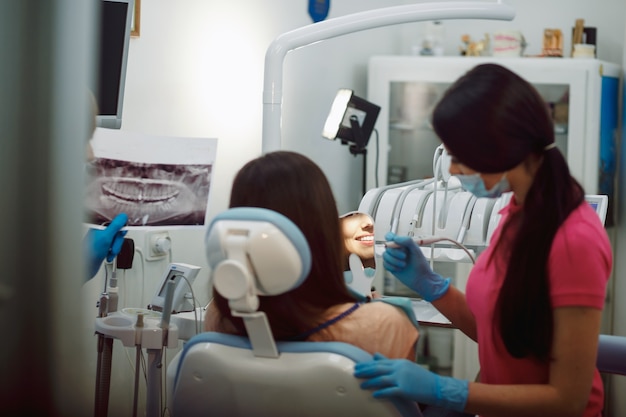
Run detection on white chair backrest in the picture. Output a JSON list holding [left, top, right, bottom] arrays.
[[167, 332, 421, 417], [204, 207, 311, 357]]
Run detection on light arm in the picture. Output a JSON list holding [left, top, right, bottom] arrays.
[[262, 1, 515, 153]]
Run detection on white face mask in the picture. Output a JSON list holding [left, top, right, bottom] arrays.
[[456, 173, 510, 198]]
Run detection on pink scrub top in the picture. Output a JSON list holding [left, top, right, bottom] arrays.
[[466, 199, 612, 417]]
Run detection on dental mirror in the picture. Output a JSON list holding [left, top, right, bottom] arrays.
[[340, 211, 377, 297]]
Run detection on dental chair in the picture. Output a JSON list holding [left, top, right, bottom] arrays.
[[166, 207, 422, 417], [597, 334, 626, 376]]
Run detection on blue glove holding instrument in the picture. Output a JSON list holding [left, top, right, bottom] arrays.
[[84, 213, 128, 280], [354, 353, 469, 413], [383, 232, 450, 302]]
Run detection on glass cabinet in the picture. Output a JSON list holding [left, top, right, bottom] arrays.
[[367, 56, 620, 224]]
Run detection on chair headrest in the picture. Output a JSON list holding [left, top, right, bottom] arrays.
[[205, 207, 312, 311]]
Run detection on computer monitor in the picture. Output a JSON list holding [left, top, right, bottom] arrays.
[[149, 263, 201, 314], [585, 194, 608, 225], [95, 0, 133, 129]]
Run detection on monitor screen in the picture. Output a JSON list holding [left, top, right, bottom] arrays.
[[95, 0, 133, 129], [584, 194, 608, 225], [157, 270, 184, 298], [149, 263, 201, 314]]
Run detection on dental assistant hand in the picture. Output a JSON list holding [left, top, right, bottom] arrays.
[[383, 232, 450, 302], [84, 213, 128, 280], [354, 353, 469, 412]]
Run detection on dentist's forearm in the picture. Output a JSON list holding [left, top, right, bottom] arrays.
[[432, 285, 477, 341]]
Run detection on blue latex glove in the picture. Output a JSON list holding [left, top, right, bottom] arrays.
[[84, 213, 128, 280], [354, 353, 469, 412], [383, 232, 450, 302]]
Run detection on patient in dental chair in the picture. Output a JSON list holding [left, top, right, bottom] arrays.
[[204, 151, 419, 360]]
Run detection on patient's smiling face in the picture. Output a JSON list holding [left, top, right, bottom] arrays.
[[340, 212, 375, 268]]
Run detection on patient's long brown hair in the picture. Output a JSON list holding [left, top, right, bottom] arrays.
[[212, 151, 356, 340]]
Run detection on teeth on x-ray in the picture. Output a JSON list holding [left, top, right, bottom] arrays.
[[102, 178, 181, 203], [86, 159, 212, 226]]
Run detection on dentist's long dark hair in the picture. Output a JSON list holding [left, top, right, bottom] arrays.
[[432, 64, 584, 361]]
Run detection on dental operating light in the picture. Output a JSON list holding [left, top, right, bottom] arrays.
[[261, 1, 516, 153], [322, 89, 380, 154], [323, 89, 381, 196]]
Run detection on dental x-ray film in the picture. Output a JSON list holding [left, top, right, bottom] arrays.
[[87, 128, 218, 226]]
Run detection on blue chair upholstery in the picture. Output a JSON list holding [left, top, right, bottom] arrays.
[[166, 207, 423, 417], [597, 334, 626, 376]]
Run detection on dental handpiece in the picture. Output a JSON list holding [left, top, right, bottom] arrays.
[[377, 236, 477, 264], [376, 236, 442, 248], [90, 221, 130, 233]]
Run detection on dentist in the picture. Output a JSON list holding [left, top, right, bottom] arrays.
[[355, 64, 612, 417]]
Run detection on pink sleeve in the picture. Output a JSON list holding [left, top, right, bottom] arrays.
[[549, 209, 612, 309]]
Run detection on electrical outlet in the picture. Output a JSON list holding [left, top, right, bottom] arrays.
[[145, 231, 171, 261]]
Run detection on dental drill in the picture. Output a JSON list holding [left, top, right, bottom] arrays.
[[377, 236, 476, 264]]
